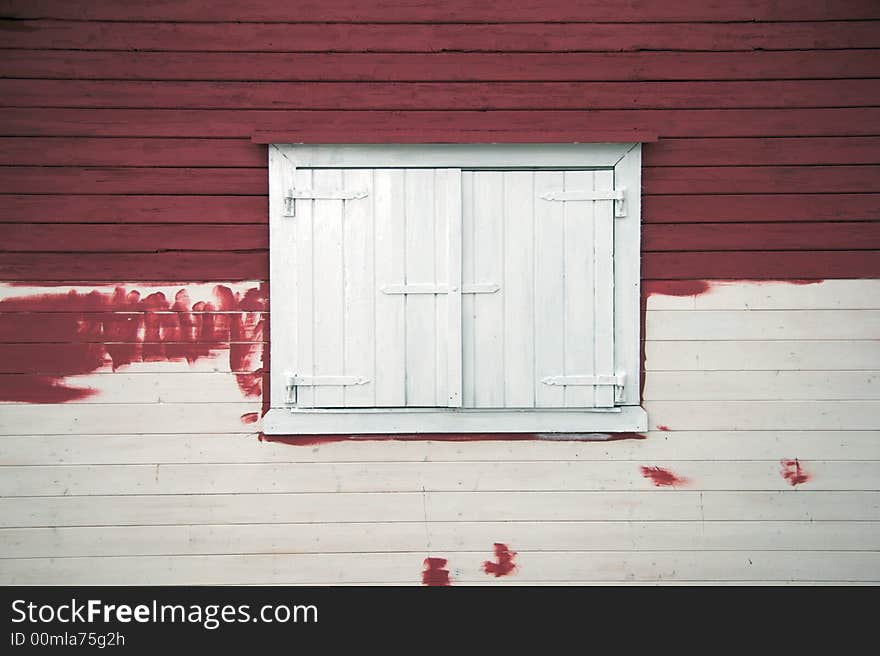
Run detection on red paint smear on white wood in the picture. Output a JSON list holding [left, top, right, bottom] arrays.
[[780, 459, 811, 486], [0, 283, 266, 403], [422, 557, 451, 586], [640, 465, 690, 487], [483, 543, 517, 577]]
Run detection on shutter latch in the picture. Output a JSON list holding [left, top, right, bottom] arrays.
[[283, 188, 369, 216], [541, 373, 626, 403], [285, 373, 370, 404], [540, 188, 626, 218]]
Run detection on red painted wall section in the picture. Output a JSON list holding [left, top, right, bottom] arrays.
[[0, 284, 267, 404], [0, 5, 877, 425]]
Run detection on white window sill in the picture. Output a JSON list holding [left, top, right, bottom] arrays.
[[263, 406, 647, 435]]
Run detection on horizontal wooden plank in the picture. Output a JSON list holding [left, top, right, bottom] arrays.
[[0, 314, 268, 343], [3, 431, 878, 465], [0, 194, 267, 223], [0, 222, 880, 253], [0, 137, 267, 167], [644, 400, 880, 431], [4, 166, 878, 196], [644, 371, 880, 401], [647, 309, 880, 340], [2, 522, 877, 559], [643, 223, 880, 252], [3, 251, 876, 282], [646, 279, 880, 311], [643, 194, 880, 223], [643, 137, 880, 167], [2, 1, 877, 22], [642, 251, 880, 279], [0, 224, 267, 252], [1, 193, 873, 225], [0, 345, 262, 375], [0, 281, 266, 308], [645, 340, 880, 371], [6, 79, 878, 110], [5, 550, 880, 584], [3, 21, 878, 52], [0, 252, 268, 281], [6, 367, 876, 406], [644, 166, 880, 195], [4, 460, 878, 496], [3, 491, 877, 527], [0, 372, 258, 403], [2, 137, 878, 168], [2, 51, 877, 81], [3, 108, 879, 138], [0, 167, 264, 195], [0, 402, 260, 435]]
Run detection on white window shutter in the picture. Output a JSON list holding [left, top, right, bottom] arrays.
[[289, 167, 463, 408], [461, 169, 617, 409]]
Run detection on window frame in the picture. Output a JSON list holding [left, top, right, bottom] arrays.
[[264, 143, 646, 435]]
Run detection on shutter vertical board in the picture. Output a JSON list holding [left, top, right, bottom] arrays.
[[311, 169, 346, 408], [502, 170, 537, 408], [533, 170, 567, 408], [594, 169, 616, 408], [461, 171, 477, 407], [404, 169, 439, 406], [442, 169, 463, 407], [341, 168, 376, 407], [293, 167, 316, 408], [469, 171, 505, 407], [373, 169, 407, 406], [563, 170, 598, 408], [267, 147, 297, 409]]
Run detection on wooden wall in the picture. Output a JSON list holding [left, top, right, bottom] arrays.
[[0, 1, 878, 583]]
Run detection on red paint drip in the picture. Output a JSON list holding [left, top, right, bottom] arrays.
[[0, 284, 266, 403], [422, 557, 451, 586], [780, 459, 810, 486], [258, 432, 647, 446], [483, 543, 517, 578], [656, 425, 671, 432], [640, 465, 689, 487], [240, 412, 260, 425]]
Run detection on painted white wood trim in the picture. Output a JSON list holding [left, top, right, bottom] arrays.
[[380, 283, 499, 294], [276, 143, 635, 169], [613, 144, 642, 405], [263, 405, 647, 434]]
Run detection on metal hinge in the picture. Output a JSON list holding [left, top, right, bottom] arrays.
[[540, 188, 627, 218], [541, 373, 626, 403], [283, 188, 369, 216], [285, 373, 370, 404]]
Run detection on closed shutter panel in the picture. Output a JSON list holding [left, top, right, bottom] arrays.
[[461, 169, 617, 409], [287, 168, 462, 408]]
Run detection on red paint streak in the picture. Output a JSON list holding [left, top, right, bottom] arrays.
[[258, 431, 647, 446], [640, 465, 689, 487], [240, 412, 260, 425], [657, 425, 671, 432], [780, 459, 811, 486], [0, 284, 266, 403], [422, 558, 451, 587], [483, 543, 517, 578], [643, 280, 712, 297]]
